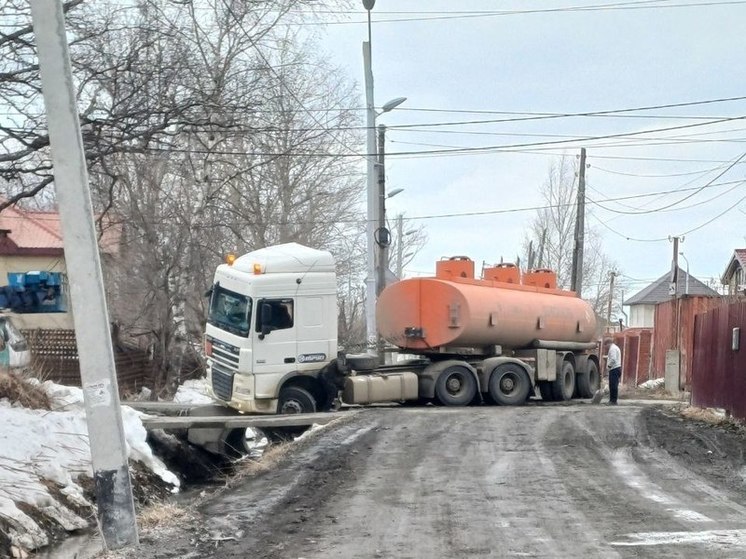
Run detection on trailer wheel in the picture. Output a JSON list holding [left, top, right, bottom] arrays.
[[538, 381, 554, 402], [277, 386, 317, 414], [576, 360, 600, 398], [488, 364, 531, 406], [552, 360, 576, 401], [435, 365, 477, 406]]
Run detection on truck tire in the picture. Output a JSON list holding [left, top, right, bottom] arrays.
[[488, 364, 531, 406], [576, 360, 600, 398], [552, 360, 576, 401], [538, 381, 554, 402], [277, 386, 317, 414], [434, 364, 477, 406]]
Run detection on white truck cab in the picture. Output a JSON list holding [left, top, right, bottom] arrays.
[[204, 243, 338, 414]]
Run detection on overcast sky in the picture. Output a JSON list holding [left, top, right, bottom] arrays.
[[307, 0, 746, 298]]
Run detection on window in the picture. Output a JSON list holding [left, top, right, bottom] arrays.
[[207, 286, 252, 337], [257, 299, 294, 332]]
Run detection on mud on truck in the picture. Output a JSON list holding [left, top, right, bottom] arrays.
[[204, 243, 601, 415]]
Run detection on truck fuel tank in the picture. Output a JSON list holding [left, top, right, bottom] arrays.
[[343, 373, 419, 404]]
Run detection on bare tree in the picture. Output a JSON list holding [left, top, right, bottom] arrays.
[[523, 156, 625, 317]]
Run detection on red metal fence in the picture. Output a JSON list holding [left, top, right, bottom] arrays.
[[654, 296, 723, 388], [691, 302, 746, 420]]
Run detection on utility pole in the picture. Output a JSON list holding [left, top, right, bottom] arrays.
[[571, 147, 587, 296], [30, 2, 138, 550], [362, 35, 377, 353], [606, 271, 616, 333], [396, 214, 404, 279], [376, 124, 389, 298], [375, 125, 390, 363], [669, 236, 682, 350]]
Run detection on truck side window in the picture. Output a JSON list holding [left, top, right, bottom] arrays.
[[257, 299, 294, 332]]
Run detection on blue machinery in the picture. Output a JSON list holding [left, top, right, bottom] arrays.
[[0, 271, 66, 314]]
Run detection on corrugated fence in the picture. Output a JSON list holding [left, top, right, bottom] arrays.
[[691, 302, 746, 420], [654, 296, 723, 388]]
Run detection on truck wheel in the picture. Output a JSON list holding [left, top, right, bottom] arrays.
[[488, 364, 531, 406], [576, 360, 600, 398], [277, 386, 317, 414], [434, 365, 477, 406], [552, 360, 576, 401], [538, 381, 554, 402]]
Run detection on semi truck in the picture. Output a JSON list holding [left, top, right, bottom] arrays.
[[203, 243, 601, 415]]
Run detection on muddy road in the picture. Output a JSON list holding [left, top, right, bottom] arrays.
[[134, 403, 746, 558]]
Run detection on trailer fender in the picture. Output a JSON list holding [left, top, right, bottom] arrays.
[[418, 360, 480, 400]]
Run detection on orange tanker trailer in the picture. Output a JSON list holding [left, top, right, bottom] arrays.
[[350, 255, 602, 406], [377, 257, 597, 353]]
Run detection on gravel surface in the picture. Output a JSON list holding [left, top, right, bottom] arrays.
[[127, 402, 746, 559]]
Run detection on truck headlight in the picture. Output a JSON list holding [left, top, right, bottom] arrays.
[[233, 374, 254, 397]]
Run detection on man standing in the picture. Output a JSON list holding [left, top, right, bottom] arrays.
[[604, 338, 622, 405]]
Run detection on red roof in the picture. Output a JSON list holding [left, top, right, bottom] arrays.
[[0, 205, 121, 256]]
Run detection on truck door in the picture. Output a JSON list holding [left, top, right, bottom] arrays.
[[253, 298, 297, 376], [296, 296, 331, 365]]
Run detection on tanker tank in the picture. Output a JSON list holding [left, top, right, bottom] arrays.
[[376, 275, 597, 353]]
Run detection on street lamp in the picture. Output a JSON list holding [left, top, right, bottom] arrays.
[[362, 0, 407, 353], [387, 187, 404, 198], [679, 252, 689, 295]]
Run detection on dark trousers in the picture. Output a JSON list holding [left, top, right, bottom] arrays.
[[609, 367, 622, 404]]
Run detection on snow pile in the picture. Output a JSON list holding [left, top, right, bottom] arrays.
[[639, 377, 665, 390], [0, 380, 178, 553], [173, 377, 213, 404]]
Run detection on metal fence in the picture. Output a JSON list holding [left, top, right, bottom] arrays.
[[691, 302, 746, 420], [22, 328, 154, 395]]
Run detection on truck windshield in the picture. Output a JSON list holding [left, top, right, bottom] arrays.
[[207, 286, 252, 337]]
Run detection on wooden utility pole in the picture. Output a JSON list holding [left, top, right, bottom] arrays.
[[606, 271, 616, 333], [571, 148, 587, 296], [30, 1, 138, 549]]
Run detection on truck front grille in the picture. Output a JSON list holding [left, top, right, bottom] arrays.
[[211, 366, 234, 402]]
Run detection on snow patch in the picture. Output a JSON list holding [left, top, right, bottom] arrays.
[[173, 377, 213, 404], [639, 378, 665, 390], [0, 379, 179, 553]]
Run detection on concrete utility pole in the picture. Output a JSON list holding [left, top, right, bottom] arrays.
[[30, 2, 138, 550], [606, 271, 616, 333], [376, 124, 389, 298], [363, 38, 377, 352], [669, 236, 682, 350], [571, 148, 587, 296]]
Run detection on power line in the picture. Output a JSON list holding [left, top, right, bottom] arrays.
[[586, 151, 746, 215], [282, 0, 746, 25]]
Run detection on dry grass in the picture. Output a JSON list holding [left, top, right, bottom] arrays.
[[137, 501, 192, 531], [238, 442, 291, 477], [680, 406, 730, 425], [0, 370, 50, 410]]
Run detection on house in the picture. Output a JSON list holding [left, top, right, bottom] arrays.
[[624, 267, 720, 328], [721, 249, 746, 297], [0, 204, 120, 330]]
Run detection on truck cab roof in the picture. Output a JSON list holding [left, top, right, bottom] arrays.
[[232, 243, 335, 275]]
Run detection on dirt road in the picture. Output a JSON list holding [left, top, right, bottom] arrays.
[[136, 403, 746, 558]]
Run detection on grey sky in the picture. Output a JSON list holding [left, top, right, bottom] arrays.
[[311, 0, 746, 295]]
